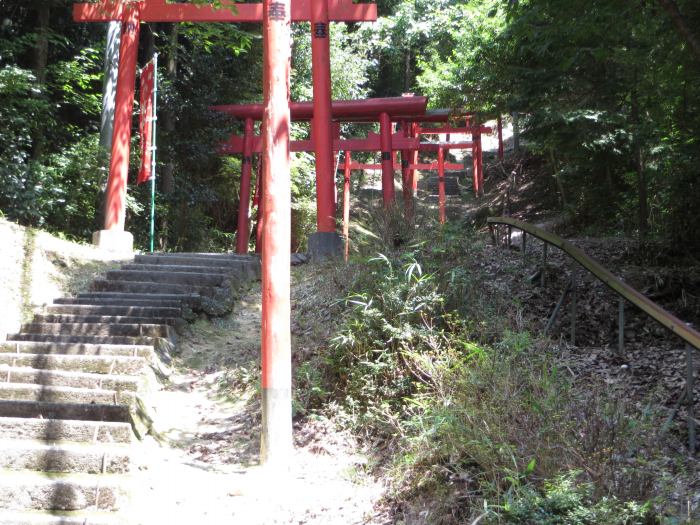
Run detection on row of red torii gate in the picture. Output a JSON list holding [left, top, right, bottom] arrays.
[[74, 0, 502, 257]]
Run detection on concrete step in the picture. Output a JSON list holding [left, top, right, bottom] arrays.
[[0, 342, 154, 359], [135, 253, 261, 276], [19, 323, 173, 339], [0, 439, 131, 474], [104, 269, 227, 287], [136, 252, 256, 261], [0, 353, 147, 375], [45, 304, 181, 318], [77, 292, 195, 302], [0, 401, 130, 423], [0, 384, 135, 406], [122, 262, 239, 275], [0, 417, 132, 443], [55, 296, 185, 308], [5, 334, 162, 347], [91, 279, 218, 297], [0, 509, 124, 525], [0, 471, 129, 511], [0, 367, 140, 392], [34, 314, 179, 327]]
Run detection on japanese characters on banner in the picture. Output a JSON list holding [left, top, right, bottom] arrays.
[[137, 60, 155, 184]]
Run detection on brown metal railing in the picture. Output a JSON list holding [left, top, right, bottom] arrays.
[[487, 216, 699, 453]]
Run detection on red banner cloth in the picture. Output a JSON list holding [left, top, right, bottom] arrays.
[[137, 61, 155, 184]]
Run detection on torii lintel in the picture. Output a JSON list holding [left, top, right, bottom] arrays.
[[73, 0, 377, 23]]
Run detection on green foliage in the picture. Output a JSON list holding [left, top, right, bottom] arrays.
[[502, 473, 653, 525], [298, 223, 664, 522]]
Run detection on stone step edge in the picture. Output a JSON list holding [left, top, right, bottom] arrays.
[[0, 417, 133, 444], [0, 342, 155, 358], [0, 509, 124, 525]]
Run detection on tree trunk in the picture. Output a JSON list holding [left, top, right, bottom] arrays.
[[31, 2, 50, 160], [512, 111, 520, 153], [656, 0, 700, 63], [159, 24, 179, 249], [96, 21, 121, 231], [630, 88, 648, 239], [403, 47, 411, 93]]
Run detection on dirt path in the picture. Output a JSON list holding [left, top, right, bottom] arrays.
[[130, 284, 386, 524]]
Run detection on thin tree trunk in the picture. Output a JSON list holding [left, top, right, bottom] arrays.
[[31, 2, 50, 160], [160, 24, 179, 249], [403, 47, 411, 93], [656, 0, 700, 63], [630, 87, 648, 239]]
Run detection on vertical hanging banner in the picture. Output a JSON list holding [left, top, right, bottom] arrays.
[[138, 59, 155, 185]]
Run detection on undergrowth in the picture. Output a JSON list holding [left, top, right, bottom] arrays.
[[296, 213, 673, 524]]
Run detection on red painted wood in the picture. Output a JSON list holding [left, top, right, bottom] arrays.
[[343, 151, 351, 261], [236, 118, 254, 254], [311, 0, 335, 233], [212, 96, 427, 120], [438, 146, 446, 224], [104, 3, 141, 231], [260, 0, 292, 463], [379, 112, 395, 207], [74, 0, 377, 23]]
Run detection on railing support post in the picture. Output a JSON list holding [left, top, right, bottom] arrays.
[[618, 298, 625, 356], [687, 344, 696, 455], [570, 266, 577, 346], [522, 231, 527, 262], [544, 279, 572, 336], [541, 242, 548, 288], [507, 225, 512, 249]]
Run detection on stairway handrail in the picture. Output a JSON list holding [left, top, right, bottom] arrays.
[[486, 216, 700, 351]]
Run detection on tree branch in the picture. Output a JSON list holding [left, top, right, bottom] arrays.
[[656, 0, 700, 62]]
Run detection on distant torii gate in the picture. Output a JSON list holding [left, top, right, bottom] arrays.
[[73, 0, 376, 250], [214, 96, 491, 252]]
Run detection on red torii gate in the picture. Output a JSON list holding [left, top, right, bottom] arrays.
[[214, 97, 491, 252], [74, 0, 376, 250]]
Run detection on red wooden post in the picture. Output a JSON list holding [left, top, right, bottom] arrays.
[[379, 111, 395, 207], [343, 151, 351, 261], [311, 0, 335, 233], [438, 146, 446, 224], [260, 0, 292, 465], [410, 122, 419, 194], [472, 132, 480, 197], [236, 117, 255, 254], [255, 160, 263, 252], [400, 122, 412, 213], [103, 3, 141, 232], [497, 115, 504, 160], [476, 130, 484, 196]]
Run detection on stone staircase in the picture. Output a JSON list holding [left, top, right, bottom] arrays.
[[0, 252, 260, 525]]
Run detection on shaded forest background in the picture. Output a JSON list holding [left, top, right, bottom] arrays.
[[1, 0, 699, 253]]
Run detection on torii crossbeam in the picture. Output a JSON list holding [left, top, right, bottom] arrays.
[[75, 0, 376, 250]]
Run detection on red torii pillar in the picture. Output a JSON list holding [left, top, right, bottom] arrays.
[[92, 3, 141, 251], [236, 117, 255, 253], [437, 145, 446, 224], [260, 0, 292, 464], [311, 0, 334, 233], [379, 112, 395, 207], [74, 0, 376, 252], [342, 151, 351, 261]]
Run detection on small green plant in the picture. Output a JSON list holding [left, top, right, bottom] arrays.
[[501, 471, 654, 525]]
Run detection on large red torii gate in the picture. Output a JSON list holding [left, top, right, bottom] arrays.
[[74, 0, 376, 250]]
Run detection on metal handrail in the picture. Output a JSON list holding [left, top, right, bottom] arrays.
[[487, 216, 700, 351]]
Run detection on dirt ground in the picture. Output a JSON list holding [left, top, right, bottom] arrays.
[[130, 283, 387, 525]]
